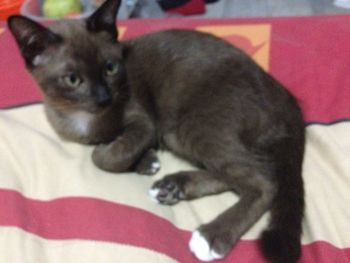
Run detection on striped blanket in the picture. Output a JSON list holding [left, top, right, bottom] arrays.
[[0, 15, 349, 262]]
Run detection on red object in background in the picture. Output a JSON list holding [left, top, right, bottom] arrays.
[[21, 0, 41, 18], [225, 35, 265, 56], [0, 0, 24, 20], [165, 0, 206, 15]]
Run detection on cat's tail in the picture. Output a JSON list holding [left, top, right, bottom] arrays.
[[260, 127, 305, 263]]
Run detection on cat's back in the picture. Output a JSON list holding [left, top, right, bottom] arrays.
[[123, 29, 257, 106], [124, 28, 301, 136], [125, 29, 249, 68], [124, 29, 286, 109]]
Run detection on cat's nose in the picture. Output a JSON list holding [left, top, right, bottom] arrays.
[[95, 87, 112, 107], [97, 95, 112, 107]]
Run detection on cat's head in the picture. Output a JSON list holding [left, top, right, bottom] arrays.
[[8, 0, 126, 114]]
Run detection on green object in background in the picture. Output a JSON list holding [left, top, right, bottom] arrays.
[[43, 0, 82, 18]]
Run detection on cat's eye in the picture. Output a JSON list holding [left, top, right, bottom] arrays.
[[63, 73, 82, 88], [105, 62, 119, 76]]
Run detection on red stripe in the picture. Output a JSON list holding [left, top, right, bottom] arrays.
[[0, 188, 349, 262]]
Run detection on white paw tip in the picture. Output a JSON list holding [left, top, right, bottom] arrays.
[[148, 188, 160, 203], [189, 231, 224, 261], [151, 161, 161, 169]]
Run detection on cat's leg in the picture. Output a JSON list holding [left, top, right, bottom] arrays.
[[92, 120, 155, 173], [189, 169, 275, 261], [133, 149, 161, 175], [151, 165, 275, 261]]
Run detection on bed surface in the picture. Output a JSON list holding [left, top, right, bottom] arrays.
[[0, 15, 349, 262]]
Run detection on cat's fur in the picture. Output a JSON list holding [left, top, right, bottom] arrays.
[[8, 0, 305, 262]]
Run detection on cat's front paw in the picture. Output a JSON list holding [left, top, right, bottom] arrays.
[[189, 230, 227, 261], [134, 149, 160, 175], [149, 175, 186, 205], [92, 143, 130, 173]]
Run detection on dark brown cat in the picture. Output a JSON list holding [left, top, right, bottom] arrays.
[[8, 0, 305, 262]]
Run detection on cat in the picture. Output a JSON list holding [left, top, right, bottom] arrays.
[[8, 0, 305, 262]]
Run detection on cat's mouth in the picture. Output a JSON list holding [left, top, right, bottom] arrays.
[[87, 103, 112, 114], [94, 100, 112, 113], [95, 93, 113, 108]]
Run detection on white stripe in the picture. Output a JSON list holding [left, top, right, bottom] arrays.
[[1, 105, 350, 248], [0, 227, 177, 263]]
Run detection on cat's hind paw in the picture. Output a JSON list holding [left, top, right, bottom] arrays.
[[189, 231, 224, 261]]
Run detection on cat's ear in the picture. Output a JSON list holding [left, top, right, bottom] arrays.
[[7, 15, 62, 68], [86, 0, 121, 40]]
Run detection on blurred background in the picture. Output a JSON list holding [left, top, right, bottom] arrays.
[[1, 0, 350, 21], [129, 0, 350, 18]]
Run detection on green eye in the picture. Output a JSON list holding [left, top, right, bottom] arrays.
[[63, 73, 81, 88], [105, 62, 119, 76]]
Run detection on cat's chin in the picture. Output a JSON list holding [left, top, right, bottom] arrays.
[[75, 136, 115, 146]]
